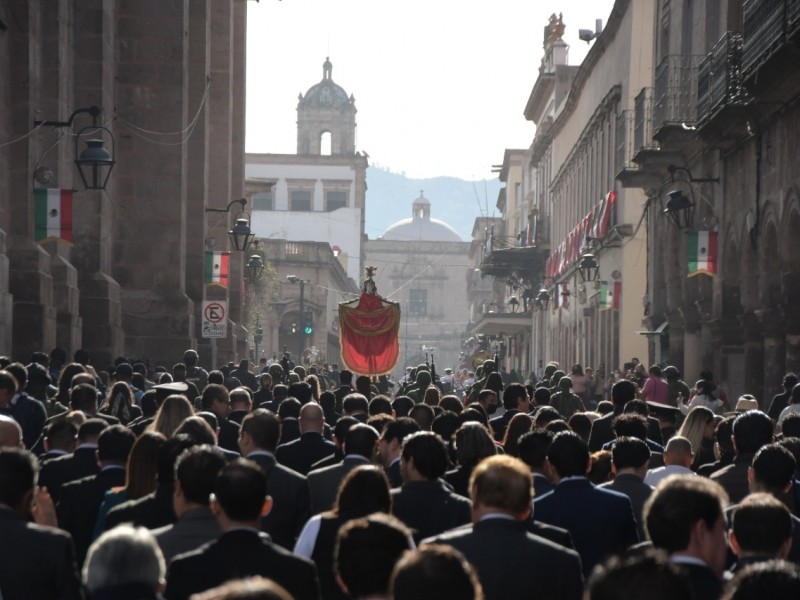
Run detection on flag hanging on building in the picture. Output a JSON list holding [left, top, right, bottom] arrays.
[[34, 188, 73, 243], [205, 251, 230, 287], [599, 281, 621, 310], [687, 231, 718, 277]]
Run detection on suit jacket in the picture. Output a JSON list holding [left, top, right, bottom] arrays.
[[386, 458, 403, 488], [332, 385, 352, 413], [164, 529, 320, 600], [228, 409, 249, 425], [0, 509, 82, 600], [533, 472, 555, 498], [392, 479, 472, 542], [710, 453, 756, 505], [275, 431, 336, 475], [534, 478, 639, 578], [309, 449, 343, 471], [599, 473, 653, 541], [489, 409, 520, 441], [38, 446, 100, 502], [152, 507, 222, 564], [217, 417, 241, 452], [307, 455, 371, 514], [444, 465, 473, 498], [105, 483, 176, 531], [588, 409, 663, 452], [278, 418, 301, 446], [525, 519, 576, 550], [423, 518, 583, 600], [57, 465, 127, 565], [247, 451, 311, 549], [8, 391, 47, 450], [674, 561, 723, 600]]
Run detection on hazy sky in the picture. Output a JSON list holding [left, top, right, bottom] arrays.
[[246, 0, 617, 181]]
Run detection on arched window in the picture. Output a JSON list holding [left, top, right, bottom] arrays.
[[320, 131, 332, 156]]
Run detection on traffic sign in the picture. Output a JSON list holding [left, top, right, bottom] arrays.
[[202, 300, 228, 338]]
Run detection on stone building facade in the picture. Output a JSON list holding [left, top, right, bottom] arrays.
[[0, 1, 248, 368]]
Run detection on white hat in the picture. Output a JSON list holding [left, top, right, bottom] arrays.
[[734, 395, 759, 412]]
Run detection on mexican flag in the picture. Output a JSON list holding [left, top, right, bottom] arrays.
[[205, 251, 230, 287], [34, 188, 73, 243], [599, 281, 621, 310], [687, 231, 717, 277]]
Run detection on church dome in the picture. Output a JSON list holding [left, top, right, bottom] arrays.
[[298, 57, 354, 110], [380, 192, 463, 242]]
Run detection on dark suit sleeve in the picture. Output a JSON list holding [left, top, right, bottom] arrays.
[[294, 480, 311, 538], [294, 557, 322, 600], [561, 550, 584, 600], [55, 532, 83, 600], [164, 557, 190, 600]]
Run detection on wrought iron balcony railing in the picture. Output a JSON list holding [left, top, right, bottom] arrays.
[[697, 32, 751, 123], [653, 54, 704, 132]]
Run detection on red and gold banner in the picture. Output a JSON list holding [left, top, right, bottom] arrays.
[[339, 293, 400, 375]]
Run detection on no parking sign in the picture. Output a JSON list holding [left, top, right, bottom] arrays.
[[202, 300, 227, 338]]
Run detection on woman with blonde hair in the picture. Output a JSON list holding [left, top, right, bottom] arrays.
[[149, 394, 194, 438], [677, 405, 716, 471]]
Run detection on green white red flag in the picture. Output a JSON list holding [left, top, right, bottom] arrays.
[[205, 251, 230, 287], [34, 188, 73, 243], [599, 281, 621, 310], [687, 231, 717, 277]]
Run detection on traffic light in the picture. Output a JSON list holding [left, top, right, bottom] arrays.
[[304, 323, 313, 335], [290, 322, 297, 334]]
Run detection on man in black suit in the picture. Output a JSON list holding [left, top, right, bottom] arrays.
[[534, 431, 639, 578], [200, 383, 240, 452], [105, 435, 195, 531], [342, 392, 369, 423], [424, 454, 583, 600], [69, 382, 120, 427], [391, 431, 471, 542], [164, 460, 320, 600], [588, 380, 661, 451], [518, 428, 556, 497], [38, 418, 108, 502], [153, 445, 226, 563], [309, 415, 358, 471], [644, 475, 729, 600], [277, 397, 301, 445], [333, 369, 353, 413], [0, 448, 83, 600], [228, 386, 253, 425], [57, 424, 135, 565], [308, 423, 378, 513], [276, 402, 335, 475], [231, 359, 258, 392], [489, 383, 530, 441], [599, 436, 654, 540], [5, 362, 47, 450], [238, 409, 311, 549], [39, 417, 79, 464], [377, 416, 420, 488], [727, 493, 793, 574]]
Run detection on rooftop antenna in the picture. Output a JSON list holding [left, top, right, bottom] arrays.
[[579, 19, 603, 43]]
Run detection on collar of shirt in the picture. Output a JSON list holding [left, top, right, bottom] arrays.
[[225, 526, 260, 534], [76, 443, 98, 451], [389, 456, 401, 467], [10, 392, 22, 406], [101, 464, 125, 472], [558, 475, 588, 484], [246, 450, 276, 459], [671, 555, 710, 569], [45, 449, 68, 457], [344, 454, 370, 462], [479, 513, 516, 522]]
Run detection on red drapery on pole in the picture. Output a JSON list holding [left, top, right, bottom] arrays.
[[339, 293, 400, 375]]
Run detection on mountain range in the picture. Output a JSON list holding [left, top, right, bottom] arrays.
[[365, 166, 503, 242]]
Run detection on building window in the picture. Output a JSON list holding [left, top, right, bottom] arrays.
[[291, 190, 312, 211], [252, 191, 272, 211], [409, 289, 427, 316], [326, 191, 347, 211]]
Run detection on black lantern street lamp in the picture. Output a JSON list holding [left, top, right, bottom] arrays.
[[578, 253, 600, 282], [206, 198, 256, 252], [245, 254, 264, 282], [661, 165, 719, 232], [535, 288, 551, 310], [35, 105, 116, 190]]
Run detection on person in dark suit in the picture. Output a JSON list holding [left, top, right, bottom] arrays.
[[57, 424, 135, 565], [589, 380, 661, 452], [277, 397, 301, 445], [38, 418, 108, 502], [424, 454, 583, 600], [518, 428, 556, 498], [164, 460, 320, 600], [231, 359, 259, 392], [152, 444, 226, 564], [200, 383, 240, 452], [39, 417, 79, 464], [5, 362, 48, 450], [276, 402, 335, 475], [391, 431, 472, 542], [444, 422, 497, 498], [391, 544, 483, 600], [0, 447, 83, 600], [68, 382, 120, 427], [644, 475, 729, 600], [586, 549, 694, 600], [333, 370, 353, 414], [239, 409, 311, 549], [228, 386, 253, 425], [309, 416, 358, 471], [105, 435, 195, 531], [534, 431, 639, 578], [308, 423, 378, 514], [377, 416, 420, 488], [599, 436, 654, 540], [488, 383, 530, 441], [727, 493, 793, 575]]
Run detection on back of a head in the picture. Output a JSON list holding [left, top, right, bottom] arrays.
[[518, 428, 555, 471], [368, 395, 393, 416], [79, 418, 109, 443], [355, 375, 372, 396], [382, 416, 420, 445], [343, 393, 369, 415], [409, 403, 435, 431], [611, 379, 637, 407], [339, 370, 353, 385], [663, 436, 694, 464], [202, 384, 229, 411], [502, 383, 527, 410], [611, 436, 651, 470], [732, 493, 792, 557], [343, 423, 379, 458], [175, 445, 227, 505], [319, 390, 336, 412], [401, 431, 449, 480], [174, 415, 216, 445], [533, 405, 561, 428], [335, 513, 413, 598], [334, 465, 391, 517], [751, 443, 796, 493], [733, 410, 774, 454], [230, 387, 253, 410], [533, 387, 551, 406], [612, 413, 649, 441], [0, 448, 36, 510], [277, 397, 300, 419], [644, 475, 727, 553], [287, 382, 312, 405], [157, 434, 196, 484], [587, 549, 692, 600], [45, 418, 79, 451], [547, 431, 589, 478], [214, 459, 267, 522], [83, 525, 165, 594], [241, 409, 281, 452], [454, 422, 496, 469], [71, 383, 99, 412], [724, 560, 800, 600], [391, 545, 483, 600], [469, 455, 532, 514], [97, 425, 136, 464], [192, 577, 294, 600], [392, 396, 414, 417]]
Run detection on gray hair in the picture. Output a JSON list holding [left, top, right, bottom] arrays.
[[83, 525, 165, 592]]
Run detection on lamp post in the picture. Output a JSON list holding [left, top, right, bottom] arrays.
[[661, 165, 719, 232], [205, 198, 256, 252], [287, 275, 305, 362], [245, 254, 264, 282], [578, 253, 600, 283]]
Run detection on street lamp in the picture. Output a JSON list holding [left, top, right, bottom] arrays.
[[578, 253, 600, 282], [286, 275, 306, 361], [245, 254, 265, 282], [205, 198, 256, 251], [34, 105, 116, 190], [535, 288, 551, 310], [661, 164, 719, 232]]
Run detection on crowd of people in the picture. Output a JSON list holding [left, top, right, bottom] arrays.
[[2, 347, 800, 600]]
